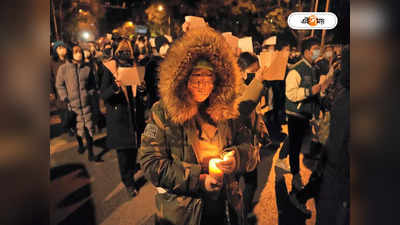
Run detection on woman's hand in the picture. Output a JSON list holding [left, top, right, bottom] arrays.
[[216, 151, 237, 175], [327, 61, 340, 78], [200, 174, 222, 192]]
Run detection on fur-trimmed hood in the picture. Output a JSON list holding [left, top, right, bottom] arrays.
[[158, 27, 242, 124]]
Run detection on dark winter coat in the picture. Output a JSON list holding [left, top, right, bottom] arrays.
[[315, 83, 350, 225], [144, 55, 163, 108], [50, 58, 65, 96], [56, 61, 96, 137], [99, 61, 136, 149], [322, 85, 349, 180]]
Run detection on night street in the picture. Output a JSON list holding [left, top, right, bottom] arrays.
[[50, 114, 319, 225]]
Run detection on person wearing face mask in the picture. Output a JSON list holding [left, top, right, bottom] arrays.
[[102, 43, 113, 60], [99, 39, 146, 197], [88, 41, 99, 58], [284, 38, 332, 193], [144, 35, 170, 108], [237, 52, 270, 220], [55, 44, 97, 161], [83, 45, 104, 133], [50, 41, 68, 114], [98, 41, 114, 85], [138, 27, 258, 225], [304, 45, 334, 160], [51, 41, 68, 99], [288, 46, 349, 223], [134, 35, 152, 65], [288, 46, 301, 65]]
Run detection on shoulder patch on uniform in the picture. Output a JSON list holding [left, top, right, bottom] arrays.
[[143, 124, 159, 139]]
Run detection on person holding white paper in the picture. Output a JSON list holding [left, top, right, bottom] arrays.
[[285, 38, 334, 192], [99, 39, 146, 197]]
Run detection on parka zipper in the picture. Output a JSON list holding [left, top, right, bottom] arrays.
[[75, 64, 85, 129]]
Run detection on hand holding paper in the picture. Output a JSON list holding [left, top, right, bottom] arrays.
[[327, 61, 340, 78]]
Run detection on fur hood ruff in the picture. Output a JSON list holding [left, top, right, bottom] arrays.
[[158, 27, 242, 124]]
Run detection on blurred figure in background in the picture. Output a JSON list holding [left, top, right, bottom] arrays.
[[56, 43, 97, 161], [288, 46, 301, 65], [134, 35, 152, 66], [50, 41, 67, 112], [99, 39, 144, 197], [237, 52, 269, 219], [305, 44, 333, 159], [144, 35, 170, 109], [266, 38, 290, 146], [83, 45, 103, 133], [289, 46, 349, 224], [284, 38, 332, 191]]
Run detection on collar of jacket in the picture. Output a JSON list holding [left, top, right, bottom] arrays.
[[158, 27, 242, 125], [301, 57, 313, 68]]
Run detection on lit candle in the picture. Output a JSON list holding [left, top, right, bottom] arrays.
[[209, 158, 224, 183]]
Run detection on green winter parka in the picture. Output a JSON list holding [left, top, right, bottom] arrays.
[[138, 27, 259, 225]]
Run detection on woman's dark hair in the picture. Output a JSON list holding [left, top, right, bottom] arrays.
[[52, 43, 67, 61], [67, 43, 83, 63], [237, 52, 259, 71], [138, 36, 145, 42]]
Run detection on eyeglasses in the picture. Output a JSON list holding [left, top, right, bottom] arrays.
[[188, 78, 214, 88]]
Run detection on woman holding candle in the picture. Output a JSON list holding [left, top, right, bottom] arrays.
[[138, 27, 259, 225]]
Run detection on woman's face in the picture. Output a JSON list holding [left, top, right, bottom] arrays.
[[72, 46, 83, 62], [187, 68, 215, 103], [56, 46, 67, 58]]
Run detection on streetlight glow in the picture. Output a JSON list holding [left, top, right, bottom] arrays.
[[158, 5, 164, 11], [82, 31, 90, 40]]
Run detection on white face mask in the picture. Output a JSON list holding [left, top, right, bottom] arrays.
[[83, 50, 91, 59], [159, 44, 169, 57], [324, 51, 333, 58], [311, 49, 321, 61], [73, 53, 82, 62]]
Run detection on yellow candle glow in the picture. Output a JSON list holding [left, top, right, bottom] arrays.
[[209, 158, 224, 183]]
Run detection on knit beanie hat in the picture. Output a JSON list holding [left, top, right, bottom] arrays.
[[193, 59, 214, 72], [53, 41, 65, 53]]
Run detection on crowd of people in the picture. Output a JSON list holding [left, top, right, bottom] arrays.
[[50, 21, 349, 225]]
